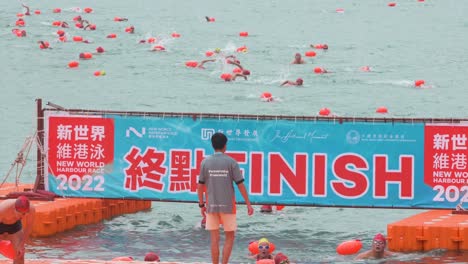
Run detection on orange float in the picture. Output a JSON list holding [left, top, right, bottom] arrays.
[[152, 45, 165, 51], [220, 73, 232, 81], [376, 106, 388, 114], [34, 10, 41, 15], [336, 239, 362, 255], [79, 52, 93, 60], [276, 205, 285, 211], [53, 8, 61, 13], [185, 61, 198, 68], [171, 32, 181, 38], [0, 240, 15, 259], [106, 33, 117, 38], [239, 31, 249, 37], [236, 46, 247, 53], [319, 108, 331, 116], [75, 23, 83, 28], [56, 30, 65, 36], [72, 36, 83, 42], [205, 51, 214, 57], [58, 36, 67, 42], [305, 51, 316, 57], [314, 67, 325, 74], [17, 13, 24, 17], [15, 20, 25, 26], [388, 2, 396, 7], [84, 7, 93, 13], [68, 61, 79, 68], [260, 92, 273, 102], [336, 8, 345, 13], [52, 21, 61, 26], [232, 68, 242, 73], [147, 37, 156, 43], [125, 26, 134, 33], [414, 79, 425, 87]]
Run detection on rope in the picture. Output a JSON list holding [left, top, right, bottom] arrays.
[[0, 134, 35, 188]]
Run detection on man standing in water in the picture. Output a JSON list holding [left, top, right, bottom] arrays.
[[355, 233, 394, 260], [197, 132, 254, 264], [0, 196, 35, 264]]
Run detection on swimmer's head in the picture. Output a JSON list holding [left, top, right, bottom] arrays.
[[258, 238, 270, 255], [295, 53, 301, 59], [296, 78, 303, 85], [15, 196, 30, 214], [214, 48, 221, 53], [323, 44, 329, 50], [242, 69, 250, 75]]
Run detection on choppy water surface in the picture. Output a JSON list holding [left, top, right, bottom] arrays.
[[1, 0, 467, 263]]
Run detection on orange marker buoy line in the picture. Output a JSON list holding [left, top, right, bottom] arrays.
[[260, 92, 273, 102], [336, 239, 362, 255], [376, 106, 388, 114], [414, 79, 425, 87], [319, 108, 331, 116], [0, 240, 15, 259], [239, 31, 249, 37]]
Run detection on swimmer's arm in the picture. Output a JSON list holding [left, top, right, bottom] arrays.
[[228, 61, 243, 70], [198, 59, 216, 68], [354, 250, 371, 260], [280, 81, 289, 86]]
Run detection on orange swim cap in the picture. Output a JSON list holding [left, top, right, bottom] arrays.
[[15, 196, 30, 213]]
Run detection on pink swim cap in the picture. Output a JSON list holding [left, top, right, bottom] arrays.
[[144, 252, 160, 262], [373, 233, 386, 242], [15, 196, 30, 213]]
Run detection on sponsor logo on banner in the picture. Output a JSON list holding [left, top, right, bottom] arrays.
[[270, 129, 329, 143], [201, 128, 215, 140], [126, 127, 146, 138], [125, 126, 178, 139], [346, 130, 360, 144], [201, 128, 258, 141]]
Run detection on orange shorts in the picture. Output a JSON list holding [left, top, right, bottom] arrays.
[[205, 213, 237, 231]]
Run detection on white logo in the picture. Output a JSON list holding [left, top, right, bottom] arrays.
[[201, 128, 215, 140], [126, 127, 146, 138], [346, 130, 360, 144]]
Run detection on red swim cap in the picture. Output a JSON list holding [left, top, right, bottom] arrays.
[[15, 196, 30, 213], [274, 252, 289, 264], [373, 233, 386, 242], [242, 69, 250, 75], [144, 252, 160, 262]]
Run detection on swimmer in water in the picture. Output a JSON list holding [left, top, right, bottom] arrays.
[[37, 41, 51, 49], [355, 233, 395, 260], [22, 4, 30, 15], [60, 21, 69, 28], [281, 78, 303, 86], [225, 73, 247, 82], [253, 238, 275, 261], [197, 59, 216, 69], [114, 17, 128, 22], [291, 53, 305, 64]]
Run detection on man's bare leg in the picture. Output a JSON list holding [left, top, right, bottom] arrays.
[[210, 229, 220, 264], [222, 231, 235, 264]]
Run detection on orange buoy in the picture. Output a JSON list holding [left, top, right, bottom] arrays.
[[305, 51, 316, 57], [336, 8, 345, 13], [314, 67, 325, 74], [79, 52, 93, 60], [152, 45, 165, 51], [319, 108, 331, 116], [376, 106, 388, 114], [96, 46, 105, 53], [388, 2, 396, 7], [232, 68, 242, 74], [360, 66, 371, 72], [205, 51, 214, 57], [17, 13, 24, 17], [75, 22, 84, 28], [15, 20, 25, 26], [248, 241, 259, 255], [72, 36, 83, 42], [84, 7, 93, 13], [68, 61, 79, 68], [220, 73, 232, 80], [236, 46, 248, 53], [111, 256, 133, 261], [53, 8, 61, 13], [276, 205, 285, 211], [239, 31, 249, 37], [14, 29, 26, 37], [94, 71, 101, 76], [185, 61, 198, 68], [125, 26, 134, 33], [314, 44, 324, 49], [34, 10, 41, 15], [73, 16, 81, 21], [148, 37, 156, 43], [414, 79, 425, 87], [56, 30, 65, 36], [0, 240, 15, 259], [260, 92, 273, 102], [336, 239, 362, 255], [52, 21, 62, 26], [107, 33, 117, 38], [58, 36, 67, 42], [171, 32, 181, 38]]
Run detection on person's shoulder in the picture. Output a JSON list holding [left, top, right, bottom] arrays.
[[354, 250, 372, 260]]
